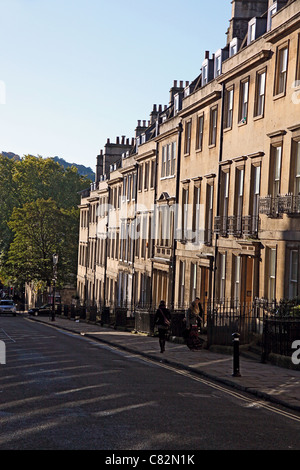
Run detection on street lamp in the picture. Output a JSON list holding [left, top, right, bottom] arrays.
[[52, 253, 59, 321]]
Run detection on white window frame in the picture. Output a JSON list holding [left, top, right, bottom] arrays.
[[275, 44, 289, 96], [215, 51, 221, 77], [268, 247, 277, 301], [289, 249, 299, 299], [239, 78, 249, 124], [255, 70, 266, 117]]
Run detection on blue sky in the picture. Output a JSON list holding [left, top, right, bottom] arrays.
[[0, 0, 232, 172]]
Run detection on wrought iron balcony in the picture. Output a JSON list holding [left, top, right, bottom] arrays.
[[228, 215, 243, 238], [214, 216, 228, 237], [259, 195, 300, 217], [214, 215, 259, 238]]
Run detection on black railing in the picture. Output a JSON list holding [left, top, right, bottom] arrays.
[[262, 317, 300, 361], [214, 215, 259, 238], [51, 299, 300, 364], [206, 299, 265, 347], [259, 194, 300, 217]]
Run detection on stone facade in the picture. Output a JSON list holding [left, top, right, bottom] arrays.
[[77, 0, 300, 312]]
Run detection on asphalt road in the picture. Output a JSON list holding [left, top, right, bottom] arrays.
[[0, 316, 299, 452]]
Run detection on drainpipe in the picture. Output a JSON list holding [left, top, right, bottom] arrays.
[[170, 119, 183, 311], [213, 82, 225, 304]]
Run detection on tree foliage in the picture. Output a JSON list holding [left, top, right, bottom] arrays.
[[0, 155, 91, 289], [0, 156, 19, 258]]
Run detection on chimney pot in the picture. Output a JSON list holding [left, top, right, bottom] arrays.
[[205, 51, 209, 59]]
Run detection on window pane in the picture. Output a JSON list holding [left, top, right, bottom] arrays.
[[197, 115, 204, 150], [277, 47, 288, 94], [171, 142, 176, 175], [254, 165, 260, 195], [296, 142, 300, 176], [275, 146, 282, 181], [289, 250, 298, 298], [270, 249, 276, 277], [256, 71, 266, 116], [291, 251, 298, 281]]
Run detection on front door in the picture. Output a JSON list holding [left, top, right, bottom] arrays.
[[200, 266, 211, 320], [240, 255, 253, 308]]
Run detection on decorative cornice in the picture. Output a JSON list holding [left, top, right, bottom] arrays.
[[180, 91, 221, 118], [267, 130, 286, 138], [217, 50, 270, 84]]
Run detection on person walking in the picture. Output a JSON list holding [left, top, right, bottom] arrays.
[[185, 297, 204, 351], [154, 300, 171, 353]]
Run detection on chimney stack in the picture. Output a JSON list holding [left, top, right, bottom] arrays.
[[226, 0, 268, 44], [169, 79, 186, 106]]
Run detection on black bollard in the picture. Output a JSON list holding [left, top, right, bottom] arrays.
[[232, 332, 241, 377]]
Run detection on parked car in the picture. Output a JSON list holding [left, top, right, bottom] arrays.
[[28, 304, 53, 316], [0, 300, 17, 316]]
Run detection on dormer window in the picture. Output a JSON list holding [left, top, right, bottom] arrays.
[[202, 63, 208, 85], [249, 20, 256, 43], [267, 2, 277, 31], [184, 85, 190, 98], [174, 93, 181, 114], [214, 47, 228, 78], [229, 38, 240, 57], [201, 56, 214, 86], [215, 53, 221, 77], [247, 17, 267, 45]]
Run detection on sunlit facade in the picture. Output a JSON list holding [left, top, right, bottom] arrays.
[[77, 0, 300, 312]]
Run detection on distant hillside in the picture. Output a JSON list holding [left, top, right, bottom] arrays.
[[1, 152, 95, 181], [52, 156, 95, 181], [2, 152, 21, 161]]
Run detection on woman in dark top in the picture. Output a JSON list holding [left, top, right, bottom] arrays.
[[154, 300, 171, 353]]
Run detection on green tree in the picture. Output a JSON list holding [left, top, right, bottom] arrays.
[[0, 154, 91, 291], [0, 156, 19, 258], [13, 155, 89, 209], [6, 198, 80, 290]]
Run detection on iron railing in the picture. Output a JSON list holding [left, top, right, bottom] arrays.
[[262, 317, 300, 361], [259, 194, 300, 217], [214, 215, 259, 238], [54, 298, 300, 363]]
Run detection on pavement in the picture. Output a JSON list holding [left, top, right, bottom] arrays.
[[25, 313, 300, 413]]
